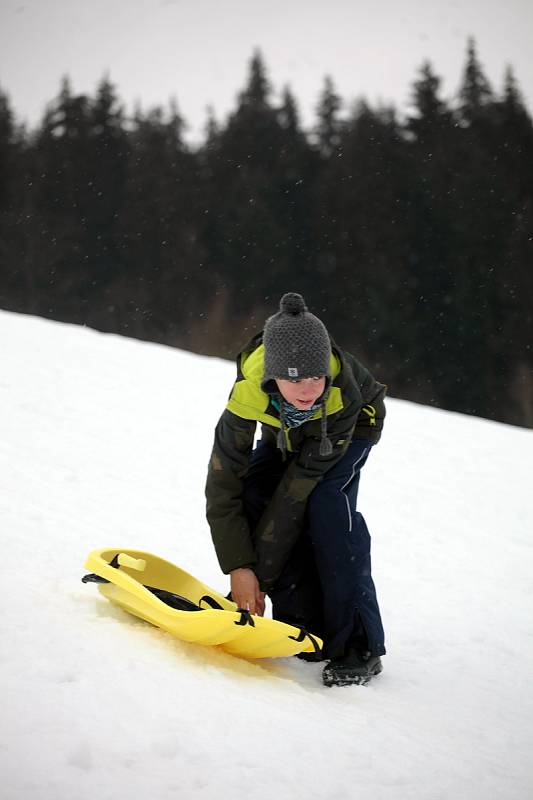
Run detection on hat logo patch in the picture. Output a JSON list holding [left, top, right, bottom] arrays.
[[288, 367, 299, 378]]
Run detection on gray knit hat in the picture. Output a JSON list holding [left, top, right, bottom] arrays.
[[262, 292, 331, 387], [262, 292, 333, 457]]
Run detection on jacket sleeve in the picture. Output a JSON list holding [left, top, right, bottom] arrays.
[[347, 355, 387, 441], [253, 399, 360, 589], [205, 409, 257, 574]]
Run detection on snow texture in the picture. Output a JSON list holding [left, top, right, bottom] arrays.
[[1, 310, 532, 800]]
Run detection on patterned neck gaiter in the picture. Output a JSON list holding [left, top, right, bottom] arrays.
[[270, 395, 321, 428]]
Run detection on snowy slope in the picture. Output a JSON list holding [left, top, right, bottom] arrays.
[[1, 310, 532, 800]]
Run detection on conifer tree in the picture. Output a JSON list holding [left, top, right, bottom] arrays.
[[404, 62, 459, 398], [278, 86, 299, 135], [497, 66, 533, 199], [310, 77, 345, 321], [82, 77, 129, 327], [0, 89, 15, 211], [458, 38, 494, 125], [275, 86, 319, 303], [321, 100, 411, 373], [201, 50, 303, 340], [449, 42, 513, 417], [118, 101, 206, 344], [315, 76, 342, 158], [238, 50, 271, 111], [0, 88, 27, 309], [31, 78, 93, 320], [407, 61, 453, 143]]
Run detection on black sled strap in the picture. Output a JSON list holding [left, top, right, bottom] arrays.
[[234, 609, 255, 627], [198, 595, 224, 610], [81, 554, 121, 583], [288, 627, 322, 655]]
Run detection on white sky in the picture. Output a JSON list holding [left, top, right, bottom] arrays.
[[1, 0, 532, 141]]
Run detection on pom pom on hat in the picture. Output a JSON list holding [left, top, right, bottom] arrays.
[[279, 292, 307, 315]]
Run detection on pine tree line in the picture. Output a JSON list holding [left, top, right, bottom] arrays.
[[1, 41, 532, 427]]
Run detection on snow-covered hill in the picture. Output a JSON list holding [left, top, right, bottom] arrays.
[[1, 310, 532, 800]]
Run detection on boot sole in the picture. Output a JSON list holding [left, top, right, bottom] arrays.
[[322, 662, 383, 687]]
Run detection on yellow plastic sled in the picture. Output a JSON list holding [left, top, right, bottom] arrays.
[[82, 548, 323, 659]]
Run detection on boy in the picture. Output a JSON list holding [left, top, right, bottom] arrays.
[[205, 292, 386, 686]]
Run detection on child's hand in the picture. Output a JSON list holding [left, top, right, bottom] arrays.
[[230, 568, 265, 616]]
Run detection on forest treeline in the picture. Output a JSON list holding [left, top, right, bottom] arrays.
[[1, 41, 532, 427]]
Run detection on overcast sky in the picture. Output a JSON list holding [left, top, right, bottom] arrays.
[[1, 0, 532, 141]]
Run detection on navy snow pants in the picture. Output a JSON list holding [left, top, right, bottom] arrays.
[[243, 439, 386, 659]]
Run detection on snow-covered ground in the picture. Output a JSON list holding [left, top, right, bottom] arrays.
[[1, 310, 532, 800]]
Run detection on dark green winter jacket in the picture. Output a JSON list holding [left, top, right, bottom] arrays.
[[205, 333, 386, 589]]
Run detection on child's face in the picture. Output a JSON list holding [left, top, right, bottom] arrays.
[[275, 377, 326, 410]]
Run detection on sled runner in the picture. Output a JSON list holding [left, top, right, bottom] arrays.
[[82, 548, 323, 659]]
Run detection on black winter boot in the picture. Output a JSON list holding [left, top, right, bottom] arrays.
[[322, 649, 383, 687]]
